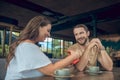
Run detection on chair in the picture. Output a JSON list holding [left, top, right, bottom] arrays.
[[0, 58, 6, 80]]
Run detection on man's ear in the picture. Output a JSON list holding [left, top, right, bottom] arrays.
[[87, 31, 90, 36]]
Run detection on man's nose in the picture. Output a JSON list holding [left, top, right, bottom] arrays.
[[77, 34, 81, 38]]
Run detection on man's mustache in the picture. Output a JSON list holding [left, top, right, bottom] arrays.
[[77, 37, 85, 40]]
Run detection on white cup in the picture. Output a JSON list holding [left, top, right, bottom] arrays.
[[88, 66, 100, 73], [54, 68, 71, 76]]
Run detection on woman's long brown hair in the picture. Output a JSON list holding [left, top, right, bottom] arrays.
[[6, 16, 51, 67]]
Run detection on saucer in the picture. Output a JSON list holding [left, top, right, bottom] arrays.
[[85, 70, 103, 75], [53, 74, 74, 78]]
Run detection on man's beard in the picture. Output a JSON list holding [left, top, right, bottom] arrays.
[[77, 38, 88, 46]]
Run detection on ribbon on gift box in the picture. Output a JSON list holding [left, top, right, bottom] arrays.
[[67, 51, 80, 64]]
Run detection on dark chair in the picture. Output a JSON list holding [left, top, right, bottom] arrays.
[[0, 58, 6, 80]]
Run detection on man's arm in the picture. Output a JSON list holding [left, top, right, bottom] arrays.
[[91, 38, 113, 71], [75, 49, 89, 71], [75, 42, 99, 71], [98, 49, 113, 71]]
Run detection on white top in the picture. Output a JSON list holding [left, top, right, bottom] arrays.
[[5, 42, 51, 80]]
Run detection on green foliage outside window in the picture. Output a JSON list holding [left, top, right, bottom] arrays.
[[39, 38, 73, 59]]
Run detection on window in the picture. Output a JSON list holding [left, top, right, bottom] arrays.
[[38, 38, 73, 59]]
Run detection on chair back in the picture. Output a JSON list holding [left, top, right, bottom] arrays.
[[0, 58, 6, 80]]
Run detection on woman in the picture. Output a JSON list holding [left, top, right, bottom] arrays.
[[5, 16, 80, 80]]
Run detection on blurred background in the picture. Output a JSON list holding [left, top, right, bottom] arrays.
[[0, 0, 120, 59]]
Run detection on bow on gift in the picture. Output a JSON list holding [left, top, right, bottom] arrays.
[[67, 51, 80, 65]]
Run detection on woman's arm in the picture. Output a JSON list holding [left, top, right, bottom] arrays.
[[37, 50, 80, 76]]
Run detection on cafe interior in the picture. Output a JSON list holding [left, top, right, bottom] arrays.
[[0, 0, 120, 80]]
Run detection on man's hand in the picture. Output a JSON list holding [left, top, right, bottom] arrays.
[[87, 40, 99, 50], [89, 38, 104, 50]]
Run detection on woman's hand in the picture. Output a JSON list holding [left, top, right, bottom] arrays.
[[67, 50, 80, 59], [67, 50, 80, 64]]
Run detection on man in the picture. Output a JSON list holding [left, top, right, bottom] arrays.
[[68, 24, 113, 71]]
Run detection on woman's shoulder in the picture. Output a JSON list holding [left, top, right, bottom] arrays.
[[20, 42, 35, 46], [17, 42, 37, 49]]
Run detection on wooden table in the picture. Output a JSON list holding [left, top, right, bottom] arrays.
[[20, 68, 120, 80]]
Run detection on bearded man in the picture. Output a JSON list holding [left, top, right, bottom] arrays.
[[68, 24, 113, 71]]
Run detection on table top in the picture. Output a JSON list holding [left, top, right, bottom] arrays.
[[20, 67, 120, 80]]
